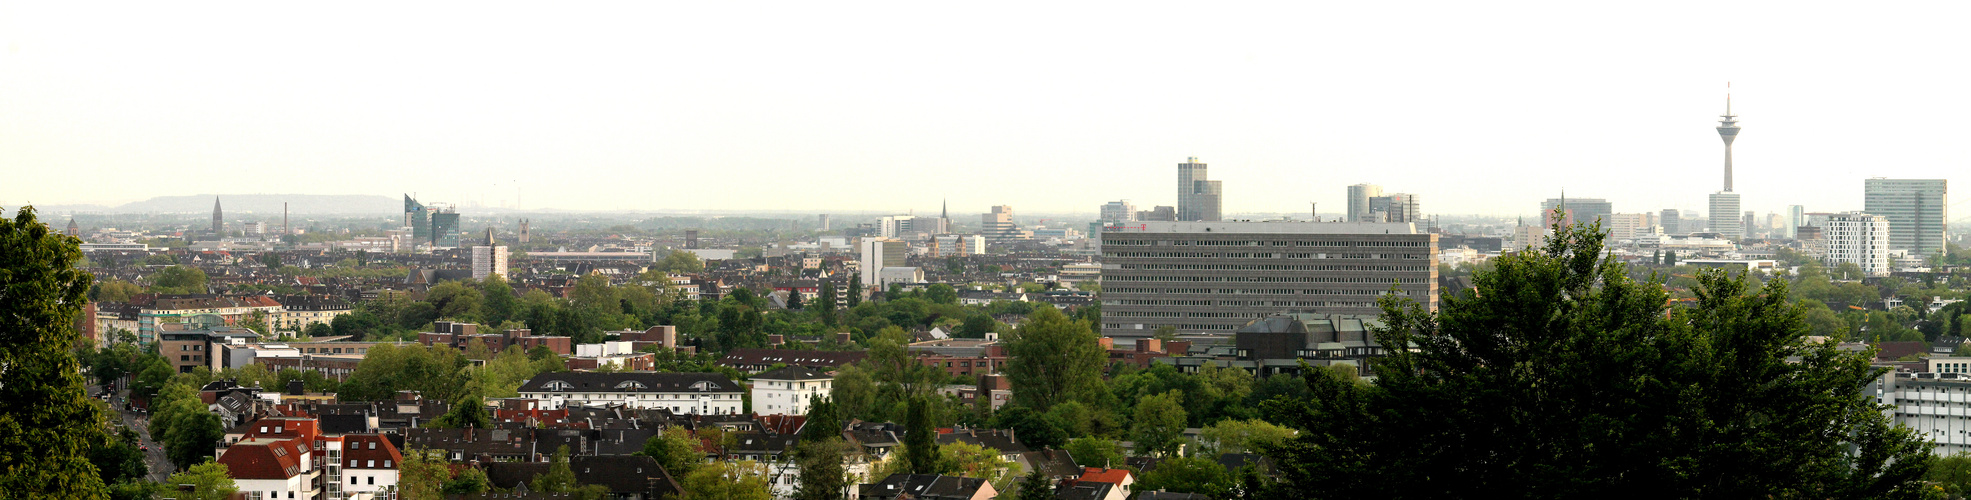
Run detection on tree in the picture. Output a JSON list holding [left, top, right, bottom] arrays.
[[427, 280, 484, 321], [1014, 467, 1055, 500], [905, 395, 941, 474], [259, 252, 281, 269], [639, 427, 703, 480], [1929, 453, 1971, 499], [239, 309, 270, 335], [1130, 390, 1188, 457], [817, 280, 840, 326], [1197, 419, 1296, 456], [1003, 307, 1106, 412], [1134, 455, 1236, 498], [431, 395, 492, 429], [0, 206, 111, 497], [792, 438, 853, 500], [845, 280, 862, 309], [161, 461, 238, 500], [149, 265, 209, 294], [678, 460, 773, 500], [1064, 438, 1125, 470], [397, 449, 452, 500], [1265, 216, 1935, 498], [96, 279, 143, 303], [992, 407, 1067, 450], [656, 249, 705, 274], [926, 284, 958, 305], [956, 314, 996, 339]]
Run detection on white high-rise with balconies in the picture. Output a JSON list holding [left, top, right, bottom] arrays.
[[1822, 212, 1890, 276]]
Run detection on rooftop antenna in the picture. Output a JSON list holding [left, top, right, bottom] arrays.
[[1310, 202, 1318, 222]]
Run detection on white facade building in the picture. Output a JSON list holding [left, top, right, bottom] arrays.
[[1822, 212, 1891, 276], [859, 239, 906, 287], [516, 372, 745, 414], [470, 243, 508, 280], [751, 365, 834, 416]]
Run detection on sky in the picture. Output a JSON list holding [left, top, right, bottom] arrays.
[[5, 2, 1971, 219]]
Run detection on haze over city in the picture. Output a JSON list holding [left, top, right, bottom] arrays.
[[7, 3, 1971, 217]]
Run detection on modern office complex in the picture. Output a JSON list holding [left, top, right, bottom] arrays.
[[1709, 94, 1745, 239], [859, 238, 907, 288], [1100, 201, 1137, 222], [1863, 178, 1948, 257], [1368, 193, 1422, 223], [979, 205, 1031, 242], [1661, 209, 1682, 235], [1540, 197, 1613, 229], [1788, 205, 1805, 239], [1822, 212, 1891, 276], [1099, 221, 1437, 339], [1176, 157, 1223, 222], [1347, 184, 1381, 222]]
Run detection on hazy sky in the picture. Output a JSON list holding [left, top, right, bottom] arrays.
[[5, 3, 1969, 219]]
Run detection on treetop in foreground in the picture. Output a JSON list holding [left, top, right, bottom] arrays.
[[1266, 216, 1934, 498]]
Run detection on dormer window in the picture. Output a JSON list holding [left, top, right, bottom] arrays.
[[543, 380, 574, 391], [615, 380, 648, 390]]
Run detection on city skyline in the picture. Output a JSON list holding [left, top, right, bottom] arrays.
[[6, 4, 1971, 219]]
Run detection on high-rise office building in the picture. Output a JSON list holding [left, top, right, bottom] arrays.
[[1540, 198, 1613, 229], [1743, 212, 1757, 238], [980, 205, 1030, 242], [1608, 213, 1648, 240], [1101, 201, 1138, 222], [1709, 93, 1745, 239], [211, 197, 224, 236], [1347, 184, 1383, 222], [1177, 157, 1223, 222], [859, 238, 907, 288], [1137, 206, 1177, 222], [1788, 205, 1805, 239], [405, 195, 430, 245], [1864, 178, 1948, 256], [1100, 221, 1437, 338], [818, 214, 831, 231], [518, 219, 530, 244], [471, 228, 509, 280], [1823, 212, 1891, 276], [1369, 193, 1422, 223], [1661, 209, 1682, 235], [429, 209, 461, 248]]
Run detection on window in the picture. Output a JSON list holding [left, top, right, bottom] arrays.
[[351, 476, 358, 485], [367, 476, 374, 485], [367, 460, 375, 467]]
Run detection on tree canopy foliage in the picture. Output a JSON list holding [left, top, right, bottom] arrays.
[[0, 206, 113, 497], [1265, 217, 1935, 498]]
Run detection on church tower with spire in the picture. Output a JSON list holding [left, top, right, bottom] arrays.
[[211, 197, 224, 236]]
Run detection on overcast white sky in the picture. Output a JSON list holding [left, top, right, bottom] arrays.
[[5, 2, 1970, 219]]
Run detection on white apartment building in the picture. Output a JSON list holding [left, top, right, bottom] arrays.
[[516, 372, 745, 414], [859, 238, 906, 288], [1607, 213, 1649, 241], [751, 365, 834, 416], [1877, 360, 1971, 456], [1822, 212, 1890, 276]]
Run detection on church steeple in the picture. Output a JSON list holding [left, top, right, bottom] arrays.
[[212, 197, 224, 235]]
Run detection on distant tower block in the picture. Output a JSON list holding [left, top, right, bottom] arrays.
[[518, 219, 530, 244], [686, 229, 700, 249], [819, 214, 831, 231]]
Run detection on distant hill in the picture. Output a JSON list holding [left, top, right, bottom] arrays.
[[115, 194, 400, 214]]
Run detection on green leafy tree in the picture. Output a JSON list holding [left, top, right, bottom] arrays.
[[1064, 437, 1125, 470], [956, 314, 996, 339], [1014, 467, 1055, 500], [639, 427, 704, 480], [1130, 390, 1188, 457], [0, 206, 112, 497], [818, 280, 840, 326], [96, 279, 143, 303], [396, 449, 451, 500], [1265, 216, 1935, 498], [1928, 453, 1971, 499], [479, 275, 521, 327], [1134, 455, 1236, 498], [426, 280, 485, 321], [792, 438, 853, 500], [905, 395, 941, 474], [1003, 307, 1106, 412], [1197, 419, 1296, 455], [925, 284, 958, 305], [678, 460, 773, 500], [444, 467, 492, 495], [656, 249, 705, 274], [430, 395, 492, 428], [149, 265, 209, 294], [238, 309, 270, 335], [992, 407, 1067, 449], [160, 461, 237, 500]]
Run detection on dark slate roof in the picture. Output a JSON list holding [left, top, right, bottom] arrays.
[[751, 365, 830, 381], [860, 474, 991, 500], [937, 429, 1030, 454], [1134, 492, 1212, 500], [485, 456, 681, 498], [1057, 480, 1115, 500], [516, 372, 741, 394], [319, 413, 370, 435]]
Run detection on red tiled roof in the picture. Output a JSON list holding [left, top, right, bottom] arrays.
[[1080, 467, 1133, 485], [342, 434, 403, 470], [217, 440, 305, 479]]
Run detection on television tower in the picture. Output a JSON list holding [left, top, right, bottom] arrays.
[[1717, 86, 1740, 192]]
